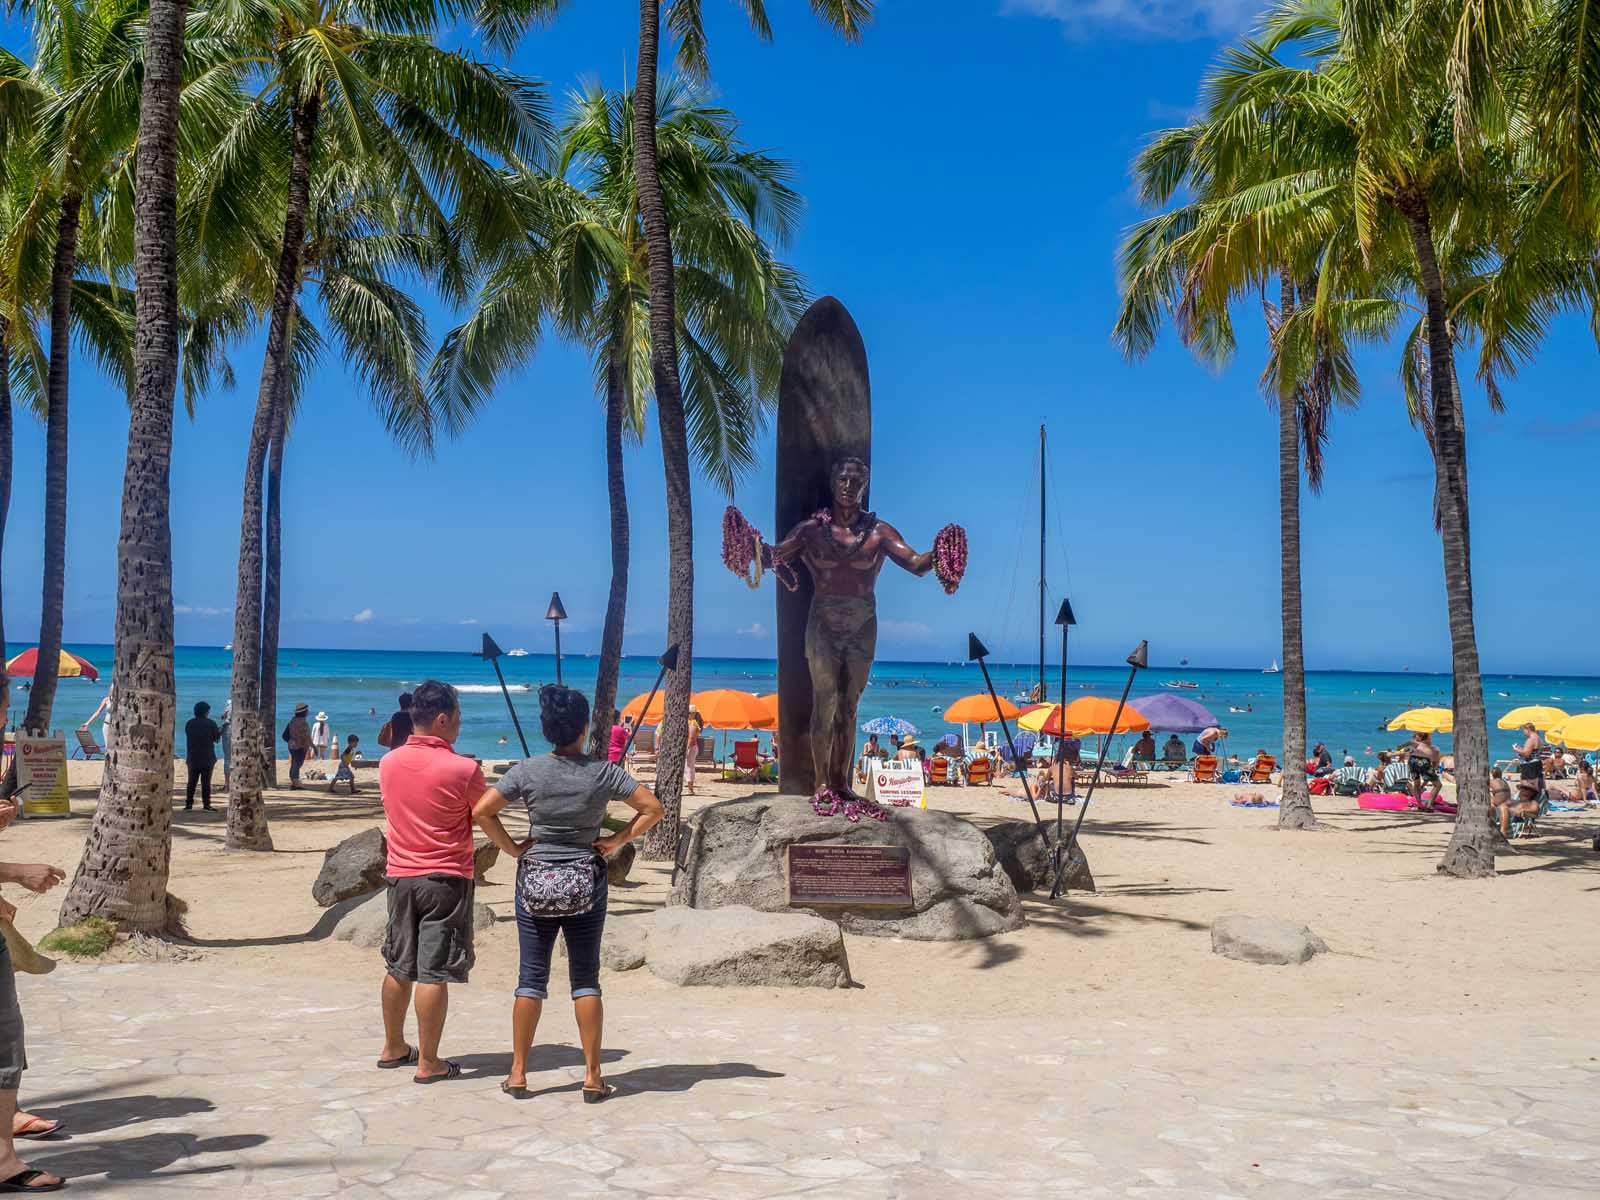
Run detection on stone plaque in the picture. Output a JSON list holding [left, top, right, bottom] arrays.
[[787, 844, 912, 908]]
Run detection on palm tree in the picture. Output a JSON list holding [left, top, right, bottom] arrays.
[[189, 0, 550, 849], [431, 79, 806, 760], [629, 0, 872, 859], [8, 0, 143, 733], [57, 0, 188, 931]]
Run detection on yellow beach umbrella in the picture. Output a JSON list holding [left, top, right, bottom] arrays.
[[1496, 705, 1569, 730], [1546, 714, 1600, 752], [1386, 707, 1454, 734]]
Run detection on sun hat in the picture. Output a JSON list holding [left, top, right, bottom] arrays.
[[315, 711, 328, 722], [294, 702, 309, 716], [901, 735, 920, 748]]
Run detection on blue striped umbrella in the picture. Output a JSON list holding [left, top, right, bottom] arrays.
[[861, 716, 918, 737]]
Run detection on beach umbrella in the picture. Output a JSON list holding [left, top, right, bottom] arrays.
[[861, 715, 917, 737], [620, 691, 667, 724], [1020, 698, 1150, 737], [942, 694, 1021, 725], [1547, 714, 1600, 751], [1386, 707, 1454, 734], [5, 647, 100, 682], [757, 693, 780, 728], [1017, 703, 1073, 734], [691, 689, 773, 730], [1496, 705, 1568, 731], [1129, 693, 1218, 733]]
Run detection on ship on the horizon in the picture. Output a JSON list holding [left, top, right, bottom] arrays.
[[506, 647, 529, 657], [1263, 658, 1281, 674]]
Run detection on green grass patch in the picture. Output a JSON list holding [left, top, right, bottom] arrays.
[[39, 917, 118, 957]]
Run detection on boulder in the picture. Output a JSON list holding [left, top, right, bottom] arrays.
[[473, 841, 499, 882], [669, 796, 1022, 941], [644, 906, 850, 988], [1211, 913, 1328, 965], [554, 918, 647, 971], [985, 821, 1096, 894], [605, 841, 637, 885], [313, 828, 387, 907], [331, 891, 388, 949]]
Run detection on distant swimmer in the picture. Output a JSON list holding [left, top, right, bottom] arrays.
[[1497, 691, 1510, 697]]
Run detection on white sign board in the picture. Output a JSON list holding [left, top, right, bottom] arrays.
[[869, 761, 925, 810]]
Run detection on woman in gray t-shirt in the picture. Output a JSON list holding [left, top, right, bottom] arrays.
[[472, 685, 662, 1102]]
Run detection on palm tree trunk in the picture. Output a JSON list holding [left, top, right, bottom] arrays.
[[227, 93, 319, 851], [1403, 197, 1493, 878], [57, 0, 187, 931], [258, 370, 287, 786], [587, 346, 630, 760], [1276, 277, 1315, 830], [0, 321, 12, 700], [634, 0, 694, 860], [22, 189, 82, 735]]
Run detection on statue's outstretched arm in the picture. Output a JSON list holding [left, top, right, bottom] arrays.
[[878, 522, 933, 576], [766, 520, 815, 565]]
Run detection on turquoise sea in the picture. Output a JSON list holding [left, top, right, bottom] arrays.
[[11, 642, 1600, 766]]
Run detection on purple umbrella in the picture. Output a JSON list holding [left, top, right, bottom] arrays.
[[1130, 693, 1218, 733]]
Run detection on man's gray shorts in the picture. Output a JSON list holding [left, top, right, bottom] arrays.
[[383, 875, 475, 985], [0, 940, 27, 1090]]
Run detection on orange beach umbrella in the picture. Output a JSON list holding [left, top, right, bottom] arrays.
[[5, 647, 99, 682], [1027, 696, 1149, 737], [690, 689, 774, 730], [620, 691, 667, 724], [942, 693, 1022, 725], [757, 693, 780, 728]]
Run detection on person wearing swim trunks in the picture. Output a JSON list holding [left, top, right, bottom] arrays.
[[1409, 731, 1442, 808], [769, 458, 936, 798]]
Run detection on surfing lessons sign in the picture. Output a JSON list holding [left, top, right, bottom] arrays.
[[16, 736, 70, 816], [869, 761, 925, 809]]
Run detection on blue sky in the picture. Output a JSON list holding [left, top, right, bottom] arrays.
[[4, 1, 1597, 674]]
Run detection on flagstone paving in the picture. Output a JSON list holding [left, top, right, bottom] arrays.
[[15, 962, 1599, 1198]]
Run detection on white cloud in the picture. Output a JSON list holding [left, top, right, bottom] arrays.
[[879, 619, 933, 640], [1002, 0, 1260, 39], [737, 622, 766, 637], [457, 618, 479, 626], [174, 604, 227, 617], [351, 608, 375, 623]]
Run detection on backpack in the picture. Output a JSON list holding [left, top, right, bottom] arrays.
[[377, 721, 393, 748]]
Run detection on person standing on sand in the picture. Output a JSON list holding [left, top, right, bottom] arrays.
[[375, 681, 481, 1084], [79, 691, 113, 754], [683, 705, 703, 796], [1408, 731, 1443, 809], [311, 712, 332, 761], [184, 702, 222, 811], [282, 703, 313, 790], [471, 684, 662, 1101], [607, 714, 633, 765]]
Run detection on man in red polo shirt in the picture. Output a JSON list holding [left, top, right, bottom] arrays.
[[376, 680, 483, 1083]]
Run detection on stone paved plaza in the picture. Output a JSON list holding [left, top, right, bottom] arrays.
[[17, 961, 1599, 1198]]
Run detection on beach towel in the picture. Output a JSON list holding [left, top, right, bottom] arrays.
[[1358, 792, 1414, 811]]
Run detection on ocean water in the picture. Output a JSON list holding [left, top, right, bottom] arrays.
[[12, 642, 1600, 766]]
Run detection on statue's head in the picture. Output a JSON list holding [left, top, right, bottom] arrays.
[[830, 456, 868, 508]]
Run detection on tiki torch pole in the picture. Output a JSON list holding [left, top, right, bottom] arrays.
[[546, 592, 568, 686], [968, 633, 1046, 832], [1052, 598, 1076, 895], [622, 643, 681, 757], [480, 632, 530, 757], [1051, 639, 1147, 898]]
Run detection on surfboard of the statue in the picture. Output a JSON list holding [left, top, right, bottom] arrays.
[[775, 296, 871, 796]]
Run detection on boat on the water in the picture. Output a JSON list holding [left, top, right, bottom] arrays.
[[1263, 658, 1281, 674], [506, 648, 529, 657], [1161, 680, 1199, 690]]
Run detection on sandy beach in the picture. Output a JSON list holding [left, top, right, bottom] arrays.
[[3, 761, 1597, 1196]]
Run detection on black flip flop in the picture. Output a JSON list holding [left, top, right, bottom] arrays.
[[582, 1082, 617, 1104], [413, 1060, 461, 1085], [376, 1046, 417, 1070], [13, 1118, 64, 1140], [500, 1080, 528, 1098], [0, 1169, 64, 1193]]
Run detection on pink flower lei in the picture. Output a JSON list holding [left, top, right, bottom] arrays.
[[721, 505, 800, 591], [811, 787, 890, 822], [932, 524, 968, 595]]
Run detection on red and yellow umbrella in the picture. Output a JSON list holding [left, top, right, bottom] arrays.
[[942, 693, 1022, 725], [5, 647, 100, 682]]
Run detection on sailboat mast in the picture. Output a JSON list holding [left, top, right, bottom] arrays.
[[1038, 424, 1046, 697]]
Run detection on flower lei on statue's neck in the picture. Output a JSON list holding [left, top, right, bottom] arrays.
[[810, 506, 878, 565], [811, 786, 890, 823]]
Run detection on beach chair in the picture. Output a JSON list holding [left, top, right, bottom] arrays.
[[1245, 755, 1277, 784], [965, 756, 992, 787], [1190, 754, 1221, 783], [1161, 746, 1187, 772], [1102, 763, 1148, 785], [929, 756, 952, 786], [728, 739, 761, 783], [629, 728, 657, 775], [1511, 790, 1552, 839], [697, 735, 715, 765], [72, 727, 103, 759]]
